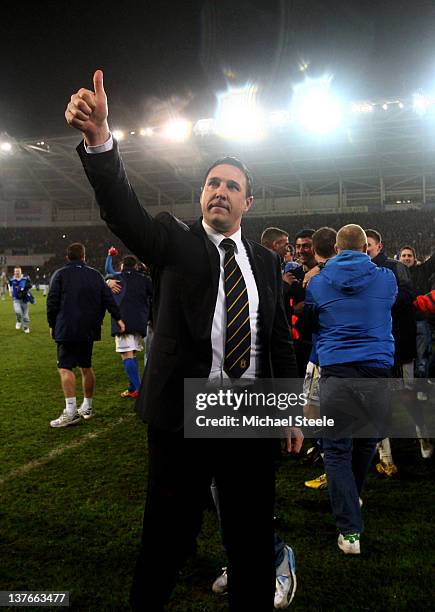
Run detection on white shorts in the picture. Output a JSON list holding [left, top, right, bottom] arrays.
[[115, 333, 143, 353], [302, 361, 321, 405]]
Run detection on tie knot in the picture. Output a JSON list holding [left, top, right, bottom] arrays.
[[220, 238, 236, 253]]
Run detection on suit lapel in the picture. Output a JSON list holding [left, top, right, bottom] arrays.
[[190, 218, 220, 301], [243, 237, 273, 326]]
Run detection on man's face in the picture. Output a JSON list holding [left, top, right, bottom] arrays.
[[400, 248, 416, 267], [273, 235, 290, 259], [295, 237, 315, 266], [13, 268, 22, 278], [366, 237, 382, 260], [200, 164, 253, 235]]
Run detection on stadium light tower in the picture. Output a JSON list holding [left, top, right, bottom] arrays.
[[0, 142, 12, 152], [290, 76, 342, 134], [113, 129, 125, 141], [162, 119, 192, 142], [412, 93, 430, 116], [215, 84, 265, 142]]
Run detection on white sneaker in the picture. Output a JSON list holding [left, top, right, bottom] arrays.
[[50, 409, 81, 428], [15, 322, 22, 330], [212, 567, 227, 594], [417, 391, 428, 401], [420, 438, 434, 459], [23, 328, 30, 334], [338, 533, 360, 555], [78, 404, 93, 420], [274, 545, 297, 608]]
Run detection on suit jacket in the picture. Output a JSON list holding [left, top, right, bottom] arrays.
[[78, 142, 297, 430]]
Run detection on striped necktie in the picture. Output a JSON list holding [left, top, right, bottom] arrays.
[[220, 238, 251, 378]]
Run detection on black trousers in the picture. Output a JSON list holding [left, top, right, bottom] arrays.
[[130, 427, 277, 611]]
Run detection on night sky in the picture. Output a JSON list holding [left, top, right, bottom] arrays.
[[1, 0, 435, 138]]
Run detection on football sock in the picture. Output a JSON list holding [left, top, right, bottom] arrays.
[[82, 397, 93, 410], [65, 397, 77, 415], [123, 358, 141, 391]]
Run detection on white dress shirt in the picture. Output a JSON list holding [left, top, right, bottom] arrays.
[[202, 221, 260, 381]]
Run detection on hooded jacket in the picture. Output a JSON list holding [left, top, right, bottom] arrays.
[[305, 250, 397, 368]]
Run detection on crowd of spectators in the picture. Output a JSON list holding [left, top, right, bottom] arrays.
[[2, 209, 435, 279]]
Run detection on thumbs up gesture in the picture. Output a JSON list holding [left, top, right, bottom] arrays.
[[65, 70, 109, 146]]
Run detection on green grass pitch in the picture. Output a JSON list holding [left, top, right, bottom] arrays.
[[0, 296, 433, 610]]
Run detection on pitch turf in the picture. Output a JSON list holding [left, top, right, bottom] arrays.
[[0, 297, 434, 611]]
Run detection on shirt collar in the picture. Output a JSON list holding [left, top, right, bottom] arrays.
[[202, 220, 243, 253]]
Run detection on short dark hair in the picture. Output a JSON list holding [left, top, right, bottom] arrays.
[[399, 245, 416, 259], [365, 229, 382, 244], [312, 227, 337, 259], [67, 243, 85, 261], [122, 255, 138, 268], [203, 157, 253, 198], [295, 228, 315, 241], [260, 227, 288, 247]]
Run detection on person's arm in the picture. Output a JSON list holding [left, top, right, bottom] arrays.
[[414, 289, 435, 315], [104, 254, 116, 276], [270, 258, 298, 379], [66, 70, 171, 266], [46, 271, 61, 332], [421, 251, 435, 277], [392, 261, 415, 312], [101, 279, 124, 329]]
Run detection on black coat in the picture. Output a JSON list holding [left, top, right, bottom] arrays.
[[47, 261, 121, 342], [108, 267, 152, 336], [372, 252, 416, 363], [78, 142, 298, 431]]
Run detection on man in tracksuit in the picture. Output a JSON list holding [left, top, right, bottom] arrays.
[[305, 224, 397, 555], [47, 242, 124, 427]]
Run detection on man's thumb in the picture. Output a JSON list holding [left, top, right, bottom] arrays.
[[93, 69, 105, 96]]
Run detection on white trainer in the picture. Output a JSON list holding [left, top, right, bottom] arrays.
[[23, 328, 30, 334], [50, 409, 81, 428], [274, 545, 297, 609], [15, 322, 22, 330], [212, 567, 227, 594], [338, 533, 360, 555], [78, 404, 93, 420]]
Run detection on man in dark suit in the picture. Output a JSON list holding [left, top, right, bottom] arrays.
[[66, 70, 300, 611]]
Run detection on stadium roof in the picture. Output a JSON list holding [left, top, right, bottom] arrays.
[[2, 102, 435, 217]]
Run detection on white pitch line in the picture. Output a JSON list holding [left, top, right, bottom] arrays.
[[0, 414, 134, 487]]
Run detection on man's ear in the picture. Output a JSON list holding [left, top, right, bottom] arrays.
[[334, 244, 339, 254], [362, 242, 368, 253], [244, 196, 254, 212]]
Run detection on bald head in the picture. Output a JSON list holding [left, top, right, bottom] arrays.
[[336, 224, 367, 253]]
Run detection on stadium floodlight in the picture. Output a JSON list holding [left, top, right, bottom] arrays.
[[139, 127, 153, 137], [113, 129, 125, 141], [215, 84, 265, 142], [0, 142, 12, 152], [350, 102, 373, 113], [398, 101, 404, 109], [412, 93, 430, 115], [291, 76, 342, 133], [382, 103, 388, 110], [162, 119, 192, 142]]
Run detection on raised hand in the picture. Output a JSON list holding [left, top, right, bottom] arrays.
[[65, 70, 109, 146]]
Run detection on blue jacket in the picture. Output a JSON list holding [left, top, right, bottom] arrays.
[[305, 250, 397, 368], [47, 261, 121, 342], [107, 267, 152, 336]]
